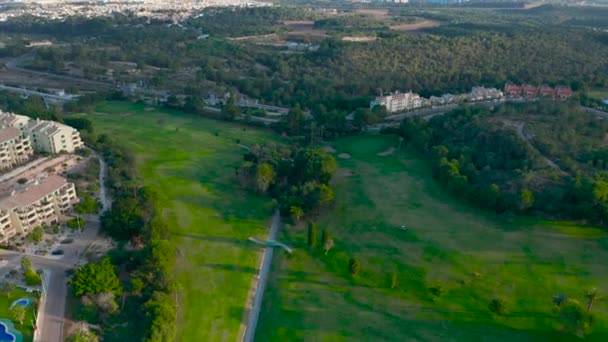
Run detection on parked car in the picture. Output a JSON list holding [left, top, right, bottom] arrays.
[[51, 249, 64, 255], [60, 238, 74, 244]]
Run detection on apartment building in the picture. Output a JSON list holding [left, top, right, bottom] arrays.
[[0, 175, 78, 244], [370, 91, 423, 113], [25, 119, 84, 153], [0, 112, 84, 154], [0, 127, 34, 171]]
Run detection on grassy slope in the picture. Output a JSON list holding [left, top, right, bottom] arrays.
[[87, 102, 277, 341], [257, 135, 608, 341], [0, 289, 38, 342]]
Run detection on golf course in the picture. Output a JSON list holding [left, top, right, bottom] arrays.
[[256, 135, 608, 341], [86, 103, 608, 341], [86, 102, 278, 340]]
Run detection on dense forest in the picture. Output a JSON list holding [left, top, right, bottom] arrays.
[[1, 6, 607, 112], [397, 101, 608, 225]]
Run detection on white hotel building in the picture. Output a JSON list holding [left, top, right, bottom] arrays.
[[370, 91, 423, 113]]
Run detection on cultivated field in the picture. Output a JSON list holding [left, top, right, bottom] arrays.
[[257, 135, 608, 341], [86, 102, 278, 341]]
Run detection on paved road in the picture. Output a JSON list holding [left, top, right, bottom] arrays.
[[0, 154, 112, 342], [242, 210, 280, 342]]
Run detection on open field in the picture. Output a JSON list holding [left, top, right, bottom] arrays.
[[0, 288, 38, 342], [390, 20, 442, 32], [257, 135, 608, 341], [85, 102, 278, 341]]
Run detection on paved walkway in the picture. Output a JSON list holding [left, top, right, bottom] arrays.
[[242, 210, 280, 342]]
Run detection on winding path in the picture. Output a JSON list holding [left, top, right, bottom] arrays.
[[242, 210, 280, 342]]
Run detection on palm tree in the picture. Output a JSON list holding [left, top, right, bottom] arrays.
[[585, 287, 599, 312], [552, 293, 568, 307]]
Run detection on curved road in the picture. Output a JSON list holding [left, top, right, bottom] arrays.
[[242, 210, 280, 342]]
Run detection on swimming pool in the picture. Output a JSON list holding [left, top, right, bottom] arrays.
[[0, 320, 21, 342], [9, 299, 31, 309]]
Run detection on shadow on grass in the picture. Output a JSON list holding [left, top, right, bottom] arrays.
[[204, 263, 258, 274], [173, 232, 252, 248]]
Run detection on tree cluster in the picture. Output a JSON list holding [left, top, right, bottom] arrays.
[[239, 144, 337, 220]]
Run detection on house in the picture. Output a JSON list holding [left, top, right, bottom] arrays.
[[504, 83, 522, 96], [555, 86, 573, 99], [522, 84, 539, 97], [0, 175, 78, 244]]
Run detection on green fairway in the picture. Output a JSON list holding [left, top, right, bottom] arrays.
[[86, 102, 277, 340], [257, 134, 608, 341]]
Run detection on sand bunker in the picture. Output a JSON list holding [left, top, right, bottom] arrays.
[[377, 147, 395, 156], [323, 146, 337, 153], [338, 153, 351, 159]]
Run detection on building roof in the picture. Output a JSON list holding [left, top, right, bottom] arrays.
[[27, 119, 78, 138], [0, 112, 30, 127], [0, 127, 20, 144], [0, 175, 69, 210]]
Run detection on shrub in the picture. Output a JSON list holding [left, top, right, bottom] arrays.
[[348, 258, 361, 276], [489, 298, 507, 315], [25, 268, 41, 286]]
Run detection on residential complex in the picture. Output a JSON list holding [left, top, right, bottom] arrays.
[[504, 83, 574, 98], [0, 127, 34, 171], [0, 175, 78, 245], [371, 86, 504, 113], [0, 111, 84, 154], [370, 91, 424, 113]]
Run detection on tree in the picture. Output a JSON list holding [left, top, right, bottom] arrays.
[[390, 272, 398, 289], [286, 105, 306, 135], [519, 188, 534, 211], [9, 305, 25, 324], [553, 293, 569, 307], [307, 222, 317, 248], [255, 163, 275, 193], [585, 287, 599, 312], [67, 217, 85, 231], [321, 228, 330, 247], [348, 258, 361, 276], [21, 257, 32, 272], [353, 108, 378, 130], [489, 298, 507, 315], [66, 326, 99, 342], [27, 226, 44, 244], [71, 258, 122, 297], [290, 206, 304, 223], [558, 299, 593, 336], [25, 268, 41, 286], [221, 94, 239, 121]]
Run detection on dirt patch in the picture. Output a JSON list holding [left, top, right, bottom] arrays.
[[338, 153, 351, 159], [323, 146, 337, 153], [377, 147, 395, 156], [354, 8, 389, 19], [342, 36, 377, 42], [340, 169, 355, 177], [390, 20, 441, 32]]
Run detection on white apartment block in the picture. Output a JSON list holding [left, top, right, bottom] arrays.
[[0, 127, 34, 170], [25, 119, 84, 154], [370, 91, 423, 113], [0, 111, 84, 154], [0, 175, 78, 244]]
